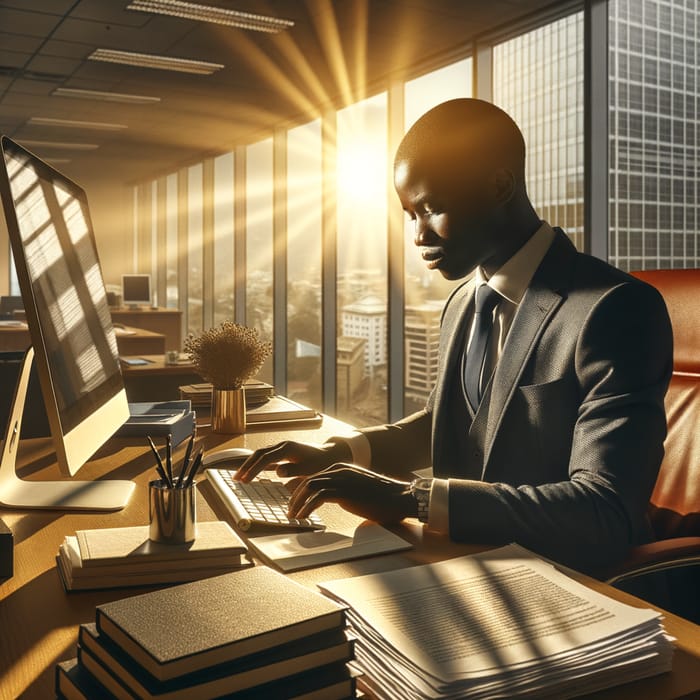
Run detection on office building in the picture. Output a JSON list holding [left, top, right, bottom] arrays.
[[336, 336, 367, 412], [404, 302, 443, 411], [608, 0, 700, 271], [341, 296, 387, 373]]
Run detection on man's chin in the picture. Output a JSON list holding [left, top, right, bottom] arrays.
[[437, 262, 474, 281]]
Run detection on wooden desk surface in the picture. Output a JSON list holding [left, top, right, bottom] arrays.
[[1, 419, 699, 700]]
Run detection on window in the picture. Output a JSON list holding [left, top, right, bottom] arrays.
[[165, 173, 178, 308], [403, 59, 473, 413], [213, 152, 234, 326], [246, 138, 274, 383], [287, 120, 323, 410], [336, 93, 388, 425], [187, 164, 203, 334]]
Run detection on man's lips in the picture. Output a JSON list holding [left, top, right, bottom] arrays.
[[420, 246, 445, 269]]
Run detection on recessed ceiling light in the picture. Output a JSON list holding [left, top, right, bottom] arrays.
[[88, 48, 223, 75], [52, 87, 161, 104], [127, 0, 294, 33], [28, 117, 128, 131], [20, 140, 99, 151]]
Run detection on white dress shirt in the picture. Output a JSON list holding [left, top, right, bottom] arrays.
[[340, 221, 556, 532]]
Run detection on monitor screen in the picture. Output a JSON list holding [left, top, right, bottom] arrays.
[[0, 136, 129, 476], [122, 274, 151, 305]]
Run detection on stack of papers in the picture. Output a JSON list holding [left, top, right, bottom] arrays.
[[319, 544, 675, 699]]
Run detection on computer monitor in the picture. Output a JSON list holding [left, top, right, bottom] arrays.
[[0, 136, 134, 510], [122, 273, 151, 307]]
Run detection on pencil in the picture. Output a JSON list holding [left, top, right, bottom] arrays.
[[147, 436, 172, 488]]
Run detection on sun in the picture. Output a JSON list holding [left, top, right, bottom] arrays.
[[336, 138, 387, 203]]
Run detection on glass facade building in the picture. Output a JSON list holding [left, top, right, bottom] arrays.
[[609, 0, 699, 270], [493, 12, 585, 251]]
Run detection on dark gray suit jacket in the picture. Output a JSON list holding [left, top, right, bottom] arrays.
[[360, 229, 673, 575]]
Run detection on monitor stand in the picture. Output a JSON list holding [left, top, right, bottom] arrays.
[[0, 348, 134, 511]]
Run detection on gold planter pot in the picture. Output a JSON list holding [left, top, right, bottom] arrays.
[[211, 387, 246, 434]]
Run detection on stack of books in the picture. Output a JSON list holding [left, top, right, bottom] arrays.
[[56, 521, 250, 591], [319, 544, 675, 700], [56, 566, 357, 699], [179, 380, 274, 408]]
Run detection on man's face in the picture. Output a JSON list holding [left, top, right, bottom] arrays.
[[394, 159, 504, 280]]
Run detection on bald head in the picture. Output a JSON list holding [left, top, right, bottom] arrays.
[[395, 98, 526, 189]]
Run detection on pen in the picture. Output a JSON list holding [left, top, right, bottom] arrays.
[[183, 447, 203, 488], [178, 429, 196, 487], [165, 435, 174, 487], [147, 436, 172, 488]]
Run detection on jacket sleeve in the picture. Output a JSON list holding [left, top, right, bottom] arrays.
[[357, 409, 433, 478], [447, 281, 673, 575]]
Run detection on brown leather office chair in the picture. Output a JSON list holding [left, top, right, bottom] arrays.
[[606, 269, 700, 620]]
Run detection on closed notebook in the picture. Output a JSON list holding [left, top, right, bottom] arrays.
[[76, 521, 246, 568], [95, 566, 347, 681], [78, 623, 353, 700], [55, 657, 117, 700]]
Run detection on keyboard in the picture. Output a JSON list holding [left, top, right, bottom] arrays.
[[205, 468, 326, 532]]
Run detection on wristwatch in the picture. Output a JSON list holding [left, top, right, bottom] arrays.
[[409, 478, 432, 523]]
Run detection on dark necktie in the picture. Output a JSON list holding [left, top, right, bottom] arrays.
[[464, 284, 501, 411]]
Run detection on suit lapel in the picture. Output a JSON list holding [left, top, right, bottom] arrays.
[[481, 230, 576, 475]]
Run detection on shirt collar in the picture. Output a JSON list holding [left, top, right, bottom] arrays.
[[474, 221, 556, 305]]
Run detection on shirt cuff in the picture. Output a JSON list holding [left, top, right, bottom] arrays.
[[427, 478, 450, 533], [329, 431, 372, 467]]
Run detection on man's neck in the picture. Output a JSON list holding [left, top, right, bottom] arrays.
[[480, 206, 542, 278]]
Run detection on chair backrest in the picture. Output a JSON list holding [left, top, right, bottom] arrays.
[[631, 269, 700, 539]]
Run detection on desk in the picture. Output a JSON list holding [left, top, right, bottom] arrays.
[[1, 420, 699, 700], [120, 354, 202, 402], [0, 324, 165, 356], [110, 308, 182, 351]]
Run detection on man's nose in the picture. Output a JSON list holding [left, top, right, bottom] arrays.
[[413, 216, 433, 245]]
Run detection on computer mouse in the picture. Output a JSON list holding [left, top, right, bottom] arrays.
[[202, 447, 254, 468]]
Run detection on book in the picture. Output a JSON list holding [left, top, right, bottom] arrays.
[[56, 521, 251, 591], [114, 400, 195, 447], [95, 566, 346, 681], [179, 380, 274, 407], [76, 521, 246, 568], [319, 544, 675, 700], [55, 657, 117, 700], [246, 395, 318, 424], [78, 623, 353, 699]]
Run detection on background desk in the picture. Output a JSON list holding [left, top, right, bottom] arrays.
[[120, 354, 202, 402], [110, 308, 182, 351], [1, 419, 699, 700], [0, 324, 165, 356]]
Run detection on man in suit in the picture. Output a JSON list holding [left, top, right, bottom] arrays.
[[236, 99, 673, 576]]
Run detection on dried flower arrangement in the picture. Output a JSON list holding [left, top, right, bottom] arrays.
[[184, 321, 271, 390]]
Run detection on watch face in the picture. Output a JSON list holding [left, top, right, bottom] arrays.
[[416, 478, 433, 492]]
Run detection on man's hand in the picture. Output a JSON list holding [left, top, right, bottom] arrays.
[[234, 440, 352, 482], [287, 464, 417, 524]]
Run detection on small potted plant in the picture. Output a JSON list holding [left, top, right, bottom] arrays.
[[184, 321, 271, 434]]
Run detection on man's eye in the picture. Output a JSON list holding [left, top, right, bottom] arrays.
[[423, 204, 438, 215]]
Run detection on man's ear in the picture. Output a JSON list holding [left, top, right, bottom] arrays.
[[492, 168, 516, 206]]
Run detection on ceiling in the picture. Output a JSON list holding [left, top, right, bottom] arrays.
[[0, 0, 568, 186]]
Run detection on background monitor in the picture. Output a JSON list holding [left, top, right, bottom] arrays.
[[0, 295, 23, 315], [0, 135, 133, 509], [122, 273, 151, 306]]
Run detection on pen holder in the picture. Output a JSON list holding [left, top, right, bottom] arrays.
[[148, 479, 197, 544]]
